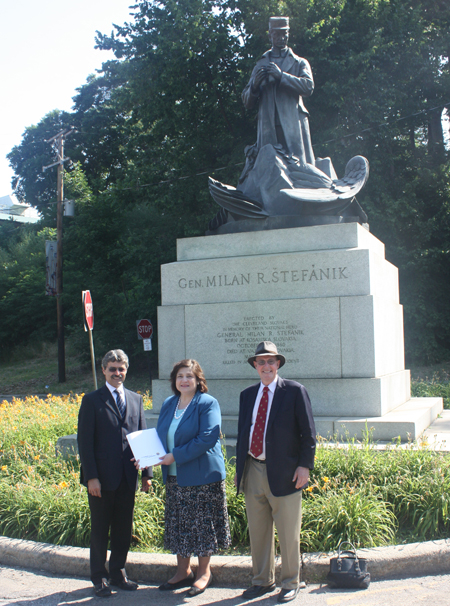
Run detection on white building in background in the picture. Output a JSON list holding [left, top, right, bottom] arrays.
[[0, 194, 40, 224]]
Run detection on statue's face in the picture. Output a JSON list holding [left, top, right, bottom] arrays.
[[270, 28, 289, 50]]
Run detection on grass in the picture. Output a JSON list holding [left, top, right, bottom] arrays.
[[2, 395, 450, 554], [410, 362, 450, 409], [411, 376, 450, 409], [309, 434, 450, 546], [0, 341, 154, 395]]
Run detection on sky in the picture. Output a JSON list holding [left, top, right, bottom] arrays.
[[0, 0, 137, 199], [2, 2, 448, 202]]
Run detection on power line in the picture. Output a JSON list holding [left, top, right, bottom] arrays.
[[14, 161, 245, 210], [6, 98, 446, 144], [119, 162, 245, 191], [9, 100, 450, 203], [317, 102, 450, 146]]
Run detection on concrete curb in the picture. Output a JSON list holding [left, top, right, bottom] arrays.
[[1, 536, 449, 584]]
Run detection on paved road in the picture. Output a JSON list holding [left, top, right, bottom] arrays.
[[2, 565, 450, 606]]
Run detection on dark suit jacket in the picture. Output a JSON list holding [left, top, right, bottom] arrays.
[[77, 384, 150, 492], [236, 376, 316, 497]]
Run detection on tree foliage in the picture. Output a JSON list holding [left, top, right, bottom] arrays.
[[2, 0, 450, 365], [0, 225, 57, 356]]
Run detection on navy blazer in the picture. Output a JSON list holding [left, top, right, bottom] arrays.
[[156, 391, 226, 487], [77, 384, 150, 491], [236, 376, 316, 497]]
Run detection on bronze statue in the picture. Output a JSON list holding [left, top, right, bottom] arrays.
[[209, 17, 369, 233]]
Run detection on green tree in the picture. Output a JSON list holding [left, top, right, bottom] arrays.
[[4, 0, 450, 364], [0, 226, 57, 356], [7, 111, 74, 211]]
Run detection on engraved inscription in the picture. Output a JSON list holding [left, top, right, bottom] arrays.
[[177, 266, 348, 289], [216, 315, 303, 365]]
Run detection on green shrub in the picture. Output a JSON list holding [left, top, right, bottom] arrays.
[[2, 395, 450, 553], [302, 486, 396, 551], [411, 375, 450, 409]]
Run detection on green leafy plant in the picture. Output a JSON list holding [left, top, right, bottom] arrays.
[[301, 484, 396, 551], [2, 395, 450, 552]]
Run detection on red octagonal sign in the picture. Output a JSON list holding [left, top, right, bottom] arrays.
[[137, 319, 153, 340], [83, 290, 94, 331]]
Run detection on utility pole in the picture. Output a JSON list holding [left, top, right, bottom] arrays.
[[43, 128, 74, 383]]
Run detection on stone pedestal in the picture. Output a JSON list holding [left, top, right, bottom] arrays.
[[151, 223, 442, 447]]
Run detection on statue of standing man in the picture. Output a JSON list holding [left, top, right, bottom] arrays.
[[242, 16, 315, 167], [208, 17, 369, 232]]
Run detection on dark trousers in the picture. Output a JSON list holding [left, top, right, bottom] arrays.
[[88, 477, 136, 585]]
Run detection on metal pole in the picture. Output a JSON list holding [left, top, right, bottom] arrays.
[[148, 354, 152, 394], [43, 128, 74, 383], [56, 134, 66, 383], [88, 329, 98, 390]]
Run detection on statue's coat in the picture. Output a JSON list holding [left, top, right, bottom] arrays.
[[242, 48, 315, 165]]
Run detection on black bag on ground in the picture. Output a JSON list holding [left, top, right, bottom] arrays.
[[327, 541, 370, 589]]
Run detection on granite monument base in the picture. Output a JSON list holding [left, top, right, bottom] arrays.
[[152, 223, 442, 447]]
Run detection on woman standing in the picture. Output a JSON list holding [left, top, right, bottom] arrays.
[[155, 359, 231, 596]]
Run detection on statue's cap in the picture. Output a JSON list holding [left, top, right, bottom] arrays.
[[269, 16, 289, 31]]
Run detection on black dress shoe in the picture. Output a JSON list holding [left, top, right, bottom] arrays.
[[242, 583, 277, 600], [159, 571, 195, 591], [186, 573, 213, 597], [109, 578, 138, 591], [277, 586, 299, 603], [94, 579, 112, 597]]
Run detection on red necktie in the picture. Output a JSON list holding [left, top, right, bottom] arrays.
[[250, 386, 269, 458]]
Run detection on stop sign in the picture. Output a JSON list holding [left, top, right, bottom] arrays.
[[136, 319, 153, 340], [83, 290, 94, 331]]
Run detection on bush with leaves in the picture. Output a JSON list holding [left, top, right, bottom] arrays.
[[3, 395, 450, 553]]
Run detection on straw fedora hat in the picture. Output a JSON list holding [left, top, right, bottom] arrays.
[[247, 341, 286, 368]]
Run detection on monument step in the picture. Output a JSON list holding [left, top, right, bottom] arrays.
[[144, 412, 239, 441], [54, 433, 238, 462], [327, 397, 443, 441], [422, 409, 450, 449], [55, 402, 446, 462], [177, 223, 385, 261], [146, 397, 442, 443], [152, 371, 411, 418]]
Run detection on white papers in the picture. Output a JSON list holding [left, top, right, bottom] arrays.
[[126, 428, 166, 469]]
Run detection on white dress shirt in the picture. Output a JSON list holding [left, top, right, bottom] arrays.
[[248, 377, 278, 460], [105, 382, 126, 407]]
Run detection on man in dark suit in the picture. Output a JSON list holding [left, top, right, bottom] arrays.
[[235, 342, 316, 603], [77, 349, 151, 597]]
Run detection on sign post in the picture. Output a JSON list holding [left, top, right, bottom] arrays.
[[83, 290, 97, 390], [136, 319, 153, 386]]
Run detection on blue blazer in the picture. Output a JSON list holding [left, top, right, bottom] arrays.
[[156, 391, 226, 487]]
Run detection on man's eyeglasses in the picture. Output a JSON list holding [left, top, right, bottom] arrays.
[[255, 359, 278, 367], [107, 367, 127, 373]]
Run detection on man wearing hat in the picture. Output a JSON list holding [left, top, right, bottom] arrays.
[[242, 16, 315, 166], [235, 342, 316, 603]]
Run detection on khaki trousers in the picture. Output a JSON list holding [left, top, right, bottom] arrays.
[[243, 457, 302, 590]]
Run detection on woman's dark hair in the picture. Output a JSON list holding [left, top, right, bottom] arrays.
[[170, 359, 208, 395]]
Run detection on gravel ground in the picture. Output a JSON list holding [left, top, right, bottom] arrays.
[[2, 565, 450, 606]]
